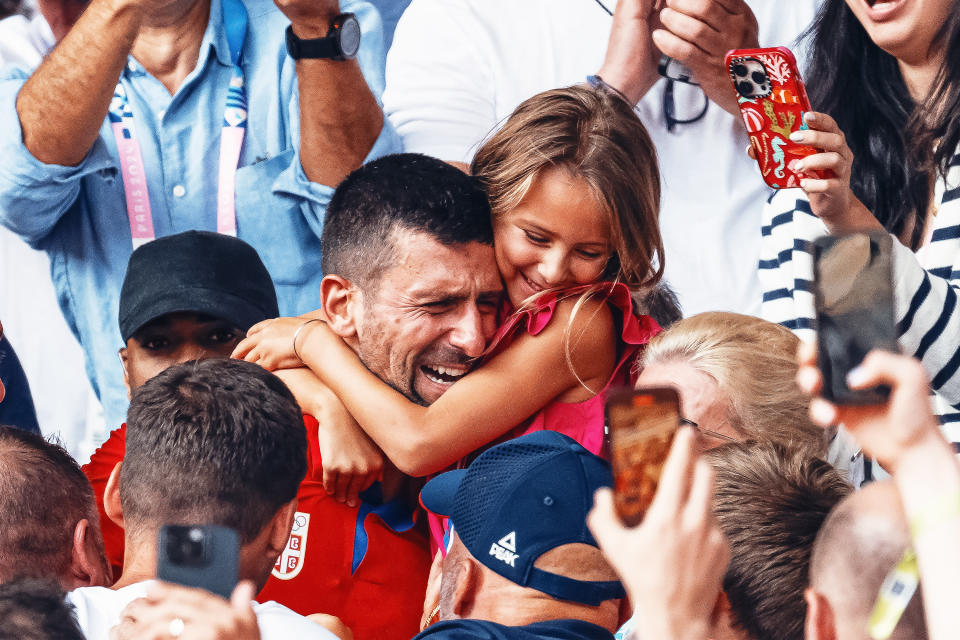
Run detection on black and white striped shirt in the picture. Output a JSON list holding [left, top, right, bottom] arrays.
[[759, 153, 960, 444]]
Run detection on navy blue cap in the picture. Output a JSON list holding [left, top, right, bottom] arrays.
[[420, 431, 624, 606], [118, 231, 279, 342]]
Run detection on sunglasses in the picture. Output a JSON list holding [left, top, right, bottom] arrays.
[[679, 417, 737, 443]]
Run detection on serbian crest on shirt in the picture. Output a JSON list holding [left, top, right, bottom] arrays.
[[272, 512, 310, 581]]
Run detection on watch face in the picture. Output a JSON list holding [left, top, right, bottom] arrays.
[[339, 16, 361, 59]]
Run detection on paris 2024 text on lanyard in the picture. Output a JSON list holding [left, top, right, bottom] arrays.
[[108, 0, 249, 249]]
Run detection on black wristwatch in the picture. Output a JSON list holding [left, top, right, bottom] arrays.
[[285, 13, 361, 61]]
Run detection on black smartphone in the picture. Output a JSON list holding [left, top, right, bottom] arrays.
[[813, 232, 898, 405], [606, 387, 680, 527], [157, 524, 239, 599]]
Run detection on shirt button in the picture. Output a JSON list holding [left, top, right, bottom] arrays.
[[172, 185, 186, 198], [127, 60, 137, 72], [157, 110, 166, 120]]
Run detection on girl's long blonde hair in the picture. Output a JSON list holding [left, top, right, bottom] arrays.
[[471, 84, 664, 291]]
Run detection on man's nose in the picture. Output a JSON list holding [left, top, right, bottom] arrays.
[[537, 248, 569, 286], [448, 306, 487, 359], [174, 344, 213, 364]]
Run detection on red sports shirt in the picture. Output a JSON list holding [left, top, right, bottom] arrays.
[[82, 415, 430, 640]]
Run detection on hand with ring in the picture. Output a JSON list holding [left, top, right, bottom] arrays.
[[109, 581, 261, 640]]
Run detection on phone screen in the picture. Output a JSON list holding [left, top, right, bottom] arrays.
[[607, 388, 680, 527], [157, 524, 239, 599], [813, 232, 898, 405]]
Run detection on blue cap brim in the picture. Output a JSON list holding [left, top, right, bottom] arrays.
[[419, 469, 468, 516]]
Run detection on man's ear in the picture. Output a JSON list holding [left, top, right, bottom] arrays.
[[119, 347, 132, 399], [450, 557, 480, 619], [266, 499, 299, 558], [708, 591, 740, 640], [68, 519, 111, 589], [804, 587, 837, 640], [320, 275, 360, 339], [104, 462, 124, 529]]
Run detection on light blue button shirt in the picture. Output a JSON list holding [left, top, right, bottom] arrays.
[[0, 0, 401, 427]]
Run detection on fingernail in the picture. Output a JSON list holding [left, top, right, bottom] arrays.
[[810, 399, 836, 424], [847, 366, 868, 388], [800, 179, 808, 189], [804, 112, 816, 124], [790, 131, 804, 142], [347, 500, 357, 508]]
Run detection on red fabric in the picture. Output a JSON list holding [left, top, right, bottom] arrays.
[[82, 415, 430, 640]]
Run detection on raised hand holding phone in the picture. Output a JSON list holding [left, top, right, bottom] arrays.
[[607, 388, 682, 526], [589, 427, 728, 640]]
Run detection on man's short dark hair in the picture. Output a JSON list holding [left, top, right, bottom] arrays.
[[0, 579, 84, 640], [0, 427, 103, 583], [705, 441, 852, 640], [321, 153, 494, 286], [120, 359, 307, 543]]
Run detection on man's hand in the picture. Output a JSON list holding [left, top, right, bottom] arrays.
[[653, 0, 758, 117], [796, 344, 948, 474], [110, 581, 260, 640], [596, 0, 663, 104], [588, 427, 729, 640], [273, 0, 341, 39]]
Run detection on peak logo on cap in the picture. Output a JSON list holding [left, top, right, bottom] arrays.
[[490, 531, 518, 567]]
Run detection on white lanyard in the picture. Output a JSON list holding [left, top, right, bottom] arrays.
[[108, 0, 249, 248]]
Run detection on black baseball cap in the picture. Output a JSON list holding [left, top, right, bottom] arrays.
[[420, 431, 625, 606], [118, 231, 279, 342]]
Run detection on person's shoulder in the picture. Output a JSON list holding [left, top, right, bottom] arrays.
[[67, 582, 151, 638], [253, 600, 341, 639]]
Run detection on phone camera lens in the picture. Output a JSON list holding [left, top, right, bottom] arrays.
[[733, 64, 747, 77], [751, 71, 766, 84]]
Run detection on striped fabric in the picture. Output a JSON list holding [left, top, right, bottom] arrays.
[[759, 152, 960, 446]]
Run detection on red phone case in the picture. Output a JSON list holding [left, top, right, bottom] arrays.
[[726, 46, 823, 189]]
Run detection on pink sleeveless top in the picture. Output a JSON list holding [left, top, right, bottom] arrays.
[[426, 282, 661, 552], [483, 282, 661, 455]]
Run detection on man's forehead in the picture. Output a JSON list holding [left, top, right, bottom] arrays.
[[380, 231, 501, 298]]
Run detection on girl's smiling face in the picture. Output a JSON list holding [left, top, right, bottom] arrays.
[[493, 166, 613, 307]]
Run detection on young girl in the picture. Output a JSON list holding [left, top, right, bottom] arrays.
[[235, 84, 663, 478], [758, 0, 960, 439]]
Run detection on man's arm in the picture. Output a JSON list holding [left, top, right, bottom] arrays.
[[16, 0, 142, 166], [275, 1, 383, 187]]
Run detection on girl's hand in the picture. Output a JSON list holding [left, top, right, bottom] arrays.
[[232, 316, 322, 371], [795, 342, 947, 474], [273, 367, 383, 507], [790, 112, 881, 233], [315, 398, 384, 508]]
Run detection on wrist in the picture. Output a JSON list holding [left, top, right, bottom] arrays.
[[288, 10, 342, 40], [594, 65, 656, 105]]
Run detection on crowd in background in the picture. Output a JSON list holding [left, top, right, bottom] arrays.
[[0, 0, 958, 639]]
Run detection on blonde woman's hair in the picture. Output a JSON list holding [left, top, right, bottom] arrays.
[[639, 312, 826, 454], [471, 84, 664, 291]]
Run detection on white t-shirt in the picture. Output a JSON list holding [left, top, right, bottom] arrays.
[[66, 581, 339, 640], [0, 14, 53, 69], [384, 0, 821, 317], [0, 13, 98, 460]]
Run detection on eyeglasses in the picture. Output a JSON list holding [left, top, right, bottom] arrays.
[[663, 80, 710, 133], [679, 418, 737, 443]]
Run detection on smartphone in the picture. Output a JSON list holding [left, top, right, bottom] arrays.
[[606, 388, 680, 527], [157, 524, 238, 599], [813, 232, 898, 405], [725, 46, 825, 189]]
